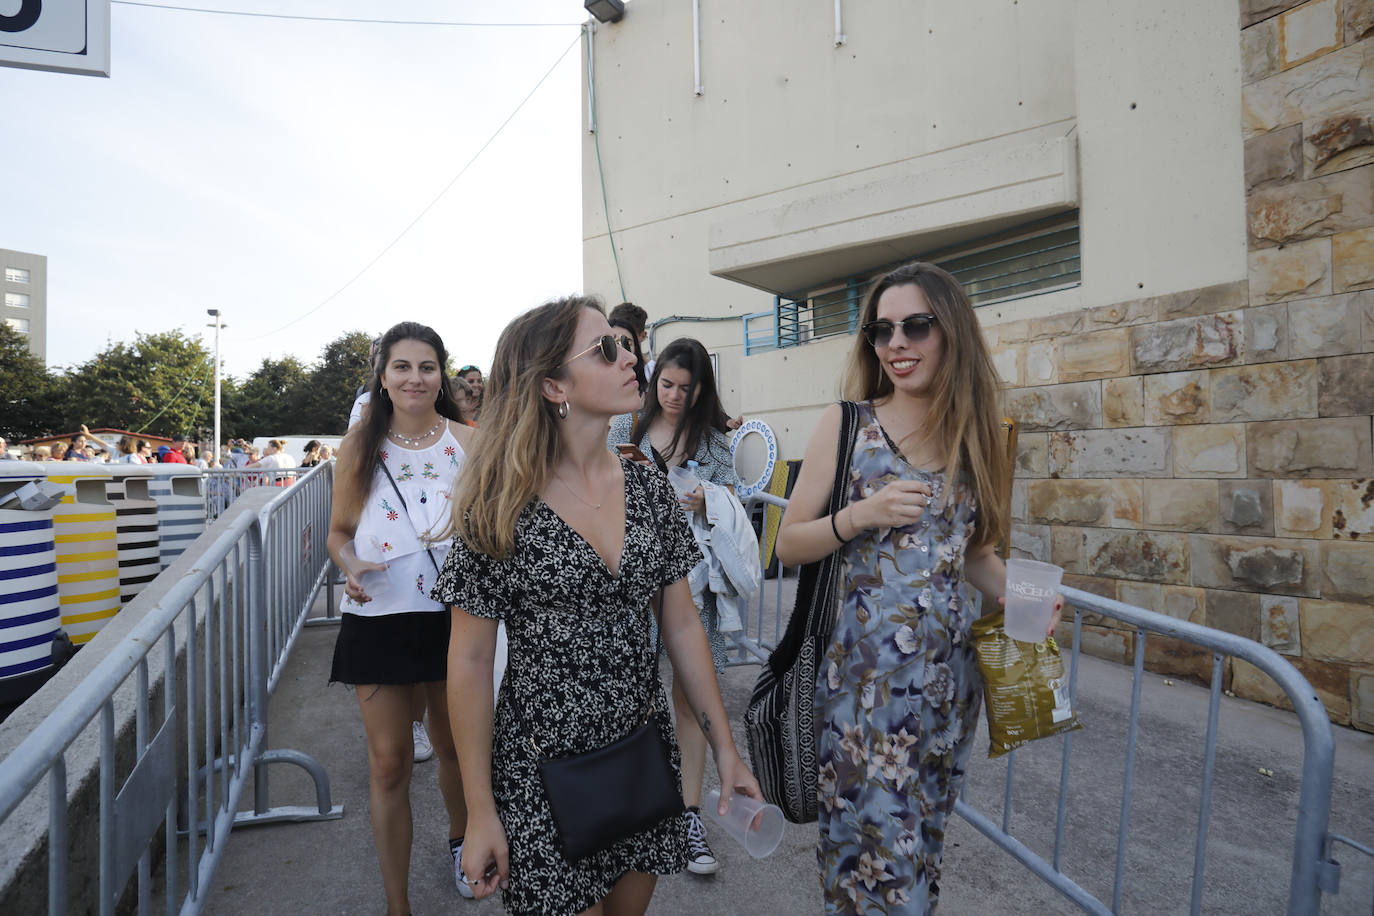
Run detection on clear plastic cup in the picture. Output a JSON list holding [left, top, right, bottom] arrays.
[[1003, 558, 1064, 642], [703, 788, 784, 858]]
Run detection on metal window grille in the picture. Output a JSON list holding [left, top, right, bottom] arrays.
[[742, 212, 1080, 354]]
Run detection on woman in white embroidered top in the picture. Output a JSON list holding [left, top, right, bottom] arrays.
[[326, 321, 477, 916]]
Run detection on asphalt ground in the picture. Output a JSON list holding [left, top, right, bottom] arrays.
[[190, 584, 1374, 916]]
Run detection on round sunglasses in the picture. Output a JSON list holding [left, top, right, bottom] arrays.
[[564, 333, 635, 366], [861, 313, 938, 348]]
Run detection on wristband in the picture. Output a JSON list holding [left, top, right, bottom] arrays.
[[830, 511, 852, 544]]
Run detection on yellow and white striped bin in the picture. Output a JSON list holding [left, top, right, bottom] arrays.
[[45, 466, 121, 645]]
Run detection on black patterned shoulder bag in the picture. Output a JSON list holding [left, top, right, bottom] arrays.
[[743, 400, 859, 823], [509, 463, 684, 861]]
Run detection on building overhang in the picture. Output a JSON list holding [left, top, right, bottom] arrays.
[[708, 131, 1079, 295]]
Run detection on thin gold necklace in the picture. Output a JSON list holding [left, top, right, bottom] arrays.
[[388, 417, 443, 447], [554, 473, 602, 510]]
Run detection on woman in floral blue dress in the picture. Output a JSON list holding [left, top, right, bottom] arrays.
[[776, 263, 1059, 913]]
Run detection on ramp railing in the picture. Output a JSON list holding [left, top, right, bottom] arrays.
[[0, 462, 342, 916], [725, 488, 1362, 914]]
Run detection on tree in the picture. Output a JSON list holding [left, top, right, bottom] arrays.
[[60, 330, 214, 437], [0, 322, 58, 439], [296, 331, 374, 434], [222, 355, 310, 438]]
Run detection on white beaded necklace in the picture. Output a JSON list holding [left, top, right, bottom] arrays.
[[388, 417, 443, 447]]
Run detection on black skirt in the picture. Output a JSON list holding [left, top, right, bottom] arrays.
[[329, 611, 450, 685]]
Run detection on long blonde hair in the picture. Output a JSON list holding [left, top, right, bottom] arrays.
[[843, 262, 1008, 551], [450, 296, 597, 559]]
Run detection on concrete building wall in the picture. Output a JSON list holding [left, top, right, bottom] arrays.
[[1, 248, 48, 364], [582, 0, 1247, 458], [582, 1, 1374, 728]]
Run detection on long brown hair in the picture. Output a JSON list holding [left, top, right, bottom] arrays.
[[843, 262, 1008, 550], [335, 321, 462, 523], [450, 297, 598, 559]]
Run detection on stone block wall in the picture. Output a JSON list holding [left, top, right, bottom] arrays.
[[990, 0, 1374, 734]]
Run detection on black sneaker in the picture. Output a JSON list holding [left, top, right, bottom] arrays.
[[684, 806, 719, 875]]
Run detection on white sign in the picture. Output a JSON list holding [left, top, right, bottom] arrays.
[[0, 0, 110, 77]]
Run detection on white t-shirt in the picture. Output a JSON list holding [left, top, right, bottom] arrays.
[[348, 391, 372, 429]]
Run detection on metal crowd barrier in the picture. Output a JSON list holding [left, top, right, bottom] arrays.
[[0, 461, 342, 915], [202, 467, 305, 522], [721, 492, 791, 668], [726, 491, 1367, 914]]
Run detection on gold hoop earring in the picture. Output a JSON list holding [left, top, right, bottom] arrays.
[[557, 401, 570, 420]]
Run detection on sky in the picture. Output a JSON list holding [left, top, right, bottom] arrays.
[[1, 0, 588, 379]]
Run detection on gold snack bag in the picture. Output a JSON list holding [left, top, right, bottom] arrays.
[[971, 612, 1083, 758]]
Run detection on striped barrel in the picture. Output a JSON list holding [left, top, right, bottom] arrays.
[[106, 472, 162, 605], [146, 467, 206, 569], [0, 462, 62, 681], [46, 469, 121, 645]]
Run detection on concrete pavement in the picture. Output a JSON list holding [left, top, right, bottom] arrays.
[[195, 587, 1374, 915]]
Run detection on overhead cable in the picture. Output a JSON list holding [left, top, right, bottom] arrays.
[[112, 1, 582, 28], [237, 31, 581, 342]]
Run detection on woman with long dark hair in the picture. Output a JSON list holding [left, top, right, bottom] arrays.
[[608, 314, 648, 396], [606, 336, 739, 876], [435, 298, 759, 915], [775, 262, 1060, 912], [326, 321, 477, 916]]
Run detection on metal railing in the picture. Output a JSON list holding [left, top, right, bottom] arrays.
[[0, 462, 342, 915], [726, 489, 1363, 914], [203, 467, 306, 521]]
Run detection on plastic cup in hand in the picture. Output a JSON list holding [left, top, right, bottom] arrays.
[[1003, 558, 1064, 642], [357, 566, 388, 598], [703, 788, 784, 858]]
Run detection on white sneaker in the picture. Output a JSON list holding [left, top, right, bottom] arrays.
[[451, 839, 476, 899], [413, 721, 434, 763], [684, 807, 719, 875]]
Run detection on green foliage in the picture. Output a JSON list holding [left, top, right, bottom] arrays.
[[296, 331, 374, 435], [2, 326, 375, 444], [0, 322, 57, 440], [59, 330, 214, 438], [222, 355, 310, 439]]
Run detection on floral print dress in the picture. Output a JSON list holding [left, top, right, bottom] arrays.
[[817, 401, 983, 914]]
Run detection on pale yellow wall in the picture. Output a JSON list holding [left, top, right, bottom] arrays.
[[583, 0, 1247, 459]]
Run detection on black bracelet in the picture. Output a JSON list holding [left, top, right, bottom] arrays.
[[830, 510, 852, 544]]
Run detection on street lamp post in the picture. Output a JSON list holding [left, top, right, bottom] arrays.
[[206, 309, 223, 466]]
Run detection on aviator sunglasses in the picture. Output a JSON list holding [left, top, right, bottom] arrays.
[[564, 333, 636, 366], [861, 313, 938, 348]]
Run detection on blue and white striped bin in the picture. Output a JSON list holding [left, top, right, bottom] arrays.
[[0, 461, 62, 691], [146, 465, 206, 569]]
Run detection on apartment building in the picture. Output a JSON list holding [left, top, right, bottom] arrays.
[[2, 248, 47, 363]]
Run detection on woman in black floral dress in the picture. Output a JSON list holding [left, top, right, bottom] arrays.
[[432, 296, 761, 916]]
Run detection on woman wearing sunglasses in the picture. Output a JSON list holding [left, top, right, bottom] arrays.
[[776, 262, 1059, 913], [434, 298, 760, 915]]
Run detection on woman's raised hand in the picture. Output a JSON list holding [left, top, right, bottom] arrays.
[[856, 479, 934, 530]]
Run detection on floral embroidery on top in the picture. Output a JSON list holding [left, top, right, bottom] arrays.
[[380, 541, 393, 553], [444, 445, 455, 457], [397, 463, 414, 482], [380, 450, 389, 462], [422, 461, 440, 480], [415, 574, 425, 594], [381, 498, 399, 522]]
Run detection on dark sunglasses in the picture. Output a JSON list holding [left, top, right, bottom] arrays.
[[564, 334, 635, 366], [861, 313, 938, 348]]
